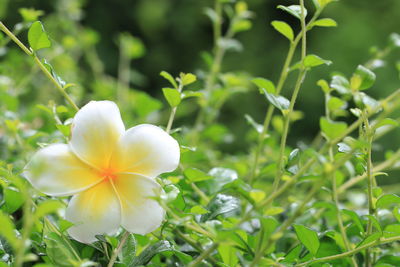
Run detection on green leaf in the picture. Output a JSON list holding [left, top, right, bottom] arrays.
[[201, 194, 240, 222], [160, 71, 178, 89], [351, 65, 376, 90], [277, 5, 307, 20], [251, 77, 275, 94], [163, 184, 185, 210], [130, 90, 163, 118], [218, 242, 239, 266], [271, 20, 294, 42], [2, 186, 25, 213], [56, 124, 71, 137], [317, 79, 330, 93], [162, 88, 181, 107], [244, 114, 263, 133], [45, 232, 78, 267], [262, 88, 290, 111], [293, 224, 320, 256], [383, 224, 400, 238], [209, 167, 238, 183], [376, 118, 399, 129], [119, 33, 146, 59], [204, 8, 218, 24], [377, 194, 400, 209], [184, 168, 213, 182], [256, 217, 279, 254], [320, 117, 348, 141], [312, 18, 337, 27], [181, 90, 203, 99], [394, 207, 400, 222], [249, 190, 266, 203], [0, 211, 18, 249], [265, 206, 284, 216], [42, 59, 66, 88], [120, 234, 136, 266], [288, 148, 300, 163], [131, 240, 174, 266], [342, 209, 364, 234], [207, 167, 239, 194], [58, 219, 74, 233], [364, 214, 382, 233], [354, 92, 380, 113], [328, 96, 346, 113], [356, 232, 381, 248], [312, 0, 336, 9], [303, 54, 332, 68], [337, 142, 352, 153], [389, 33, 400, 48], [190, 205, 209, 215], [218, 38, 243, 52], [19, 8, 44, 22], [28, 21, 51, 51], [232, 19, 252, 33], [282, 244, 302, 264], [180, 72, 197, 86], [34, 200, 63, 219], [330, 75, 350, 94]]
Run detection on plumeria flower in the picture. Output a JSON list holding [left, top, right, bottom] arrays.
[[24, 101, 180, 243]]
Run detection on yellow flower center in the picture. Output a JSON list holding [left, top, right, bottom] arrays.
[[100, 168, 117, 181]]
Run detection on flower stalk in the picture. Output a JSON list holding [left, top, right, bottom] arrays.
[[0, 21, 79, 112]]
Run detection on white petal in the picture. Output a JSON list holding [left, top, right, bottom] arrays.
[[66, 180, 121, 243], [113, 173, 165, 235], [24, 144, 102, 196], [70, 101, 125, 169], [110, 124, 180, 178]]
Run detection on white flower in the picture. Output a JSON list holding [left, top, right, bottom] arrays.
[[24, 101, 180, 243]]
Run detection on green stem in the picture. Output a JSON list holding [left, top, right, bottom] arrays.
[[14, 197, 33, 267], [0, 21, 79, 112], [330, 146, 359, 267], [325, 90, 357, 266], [249, 8, 323, 184], [363, 111, 375, 267], [175, 229, 219, 265], [249, 151, 356, 267], [107, 231, 130, 267], [191, 183, 210, 203], [295, 235, 400, 267], [166, 83, 183, 133], [272, 70, 306, 191], [338, 148, 400, 193], [163, 204, 214, 239], [193, 0, 242, 141], [251, 181, 322, 267], [0, 21, 31, 55], [188, 242, 219, 267], [258, 89, 400, 208], [248, 41, 297, 184], [272, 0, 307, 191], [259, 148, 354, 211], [38, 204, 82, 261], [192, 0, 223, 135]]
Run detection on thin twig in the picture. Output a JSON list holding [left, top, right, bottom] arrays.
[[295, 235, 400, 266], [0, 21, 79, 111]]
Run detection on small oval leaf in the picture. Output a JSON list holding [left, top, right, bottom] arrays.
[[271, 20, 294, 42], [28, 21, 51, 51]]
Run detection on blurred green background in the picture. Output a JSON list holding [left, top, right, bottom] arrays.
[[1, 0, 400, 153]]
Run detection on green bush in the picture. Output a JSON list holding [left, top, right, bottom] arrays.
[[1, 0, 400, 266]]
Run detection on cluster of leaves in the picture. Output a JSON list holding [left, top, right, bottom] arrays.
[[1, 0, 400, 266]]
